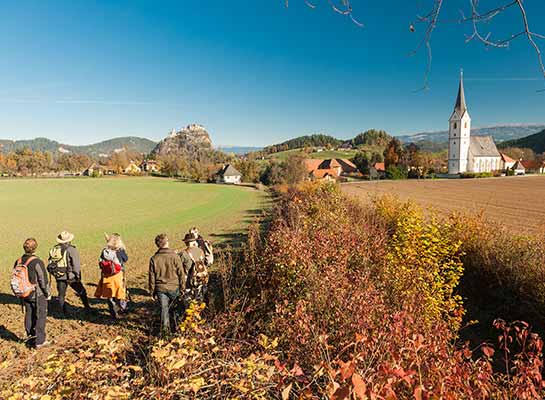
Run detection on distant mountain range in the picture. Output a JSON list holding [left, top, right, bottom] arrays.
[[398, 124, 545, 144], [217, 146, 263, 155], [0, 136, 157, 157]]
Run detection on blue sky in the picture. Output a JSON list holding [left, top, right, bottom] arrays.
[[0, 0, 544, 146]]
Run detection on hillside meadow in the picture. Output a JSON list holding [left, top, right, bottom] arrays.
[[0, 177, 266, 290]]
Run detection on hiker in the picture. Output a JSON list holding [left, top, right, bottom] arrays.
[[95, 233, 129, 319], [148, 233, 185, 334], [47, 231, 91, 316], [189, 227, 214, 267], [11, 238, 51, 348], [181, 233, 209, 305]]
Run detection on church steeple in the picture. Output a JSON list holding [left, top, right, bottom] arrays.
[[454, 70, 467, 115]]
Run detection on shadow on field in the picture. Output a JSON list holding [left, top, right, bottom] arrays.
[[0, 292, 21, 305], [0, 325, 20, 342]]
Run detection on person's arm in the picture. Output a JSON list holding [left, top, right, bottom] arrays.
[[118, 249, 128, 264], [67, 246, 81, 278], [176, 255, 187, 292], [35, 259, 51, 298], [148, 257, 155, 296]]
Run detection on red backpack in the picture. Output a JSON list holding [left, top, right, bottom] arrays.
[[99, 248, 122, 277], [11, 257, 37, 298]]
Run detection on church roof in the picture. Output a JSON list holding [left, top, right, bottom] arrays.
[[469, 136, 500, 158], [218, 164, 241, 177], [455, 72, 467, 116]]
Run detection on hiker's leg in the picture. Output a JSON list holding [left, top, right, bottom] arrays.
[[156, 292, 170, 333], [107, 298, 119, 318], [168, 289, 180, 332], [119, 299, 128, 312], [56, 280, 68, 312], [35, 295, 47, 346], [23, 300, 34, 339], [70, 281, 91, 309]]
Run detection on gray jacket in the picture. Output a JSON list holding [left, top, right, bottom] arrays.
[[57, 244, 81, 281]]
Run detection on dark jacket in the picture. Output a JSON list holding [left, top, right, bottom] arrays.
[[180, 246, 205, 288], [15, 254, 50, 299], [148, 248, 185, 294], [57, 244, 81, 281]]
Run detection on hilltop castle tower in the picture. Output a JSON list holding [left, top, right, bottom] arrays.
[[448, 71, 471, 174]]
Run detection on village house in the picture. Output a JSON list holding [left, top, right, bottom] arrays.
[[124, 161, 142, 175], [216, 164, 242, 184], [304, 158, 359, 181], [521, 160, 545, 174], [500, 153, 516, 170], [448, 73, 502, 175], [369, 162, 386, 180], [512, 160, 526, 175], [140, 159, 159, 173]]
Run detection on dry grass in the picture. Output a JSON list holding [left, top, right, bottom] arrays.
[[342, 176, 545, 234]]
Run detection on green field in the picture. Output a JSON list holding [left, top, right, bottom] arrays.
[[270, 148, 358, 160], [0, 177, 266, 290]]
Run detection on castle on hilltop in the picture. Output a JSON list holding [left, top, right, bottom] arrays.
[[448, 73, 501, 175]]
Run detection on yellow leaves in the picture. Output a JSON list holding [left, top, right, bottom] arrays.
[[188, 377, 205, 393], [104, 386, 130, 400], [168, 358, 187, 371], [66, 363, 76, 378], [40, 396, 52, 400], [258, 334, 279, 350]]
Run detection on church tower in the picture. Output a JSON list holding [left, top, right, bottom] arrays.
[[448, 71, 471, 174]]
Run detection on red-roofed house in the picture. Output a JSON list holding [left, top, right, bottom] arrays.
[[500, 153, 516, 170], [303, 158, 361, 181], [520, 160, 545, 174]]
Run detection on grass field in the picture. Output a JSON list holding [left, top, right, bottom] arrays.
[[342, 176, 545, 233], [0, 177, 266, 290]]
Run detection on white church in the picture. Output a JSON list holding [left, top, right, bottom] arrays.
[[448, 73, 502, 175]]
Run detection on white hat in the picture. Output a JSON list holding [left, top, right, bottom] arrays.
[[56, 231, 74, 244]]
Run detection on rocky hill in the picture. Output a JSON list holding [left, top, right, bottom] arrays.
[[0, 136, 156, 157], [151, 124, 213, 157], [498, 128, 545, 153]]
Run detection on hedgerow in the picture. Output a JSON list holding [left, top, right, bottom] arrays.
[[3, 181, 545, 399]]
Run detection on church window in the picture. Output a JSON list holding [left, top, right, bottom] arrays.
[[453, 122, 457, 129], [464, 122, 468, 128]]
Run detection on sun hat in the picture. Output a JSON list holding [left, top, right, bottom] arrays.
[[56, 231, 75, 244], [183, 233, 197, 244]]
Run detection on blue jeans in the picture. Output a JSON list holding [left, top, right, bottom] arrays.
[[156, 289, 180, 333]]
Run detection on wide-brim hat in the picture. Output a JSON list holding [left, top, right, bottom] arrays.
[[56, 231, 75, 244], [183, 233, 197, 243]]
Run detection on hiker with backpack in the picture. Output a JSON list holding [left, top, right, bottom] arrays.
[[47, 231, 92, 316], [189, 227, 214, 267], [94, 233, 129, 319], [11, 238, 51, 348], [180, 232, 209, 305], [148, 233, 186, 334]]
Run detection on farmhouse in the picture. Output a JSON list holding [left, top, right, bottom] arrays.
[[304, 158, 359, 181], [82, 163, 105, 177], [512, 161, 526, 175], [217, 164, 242, 184], [521, 160, 545, 174], [140, 159, 159, 173], [500, 153, 516, 170], [448, 73, 501, 175]]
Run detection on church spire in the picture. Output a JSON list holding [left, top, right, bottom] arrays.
[[455, 69, 467, 115]]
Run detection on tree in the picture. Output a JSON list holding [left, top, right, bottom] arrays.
[[282, 154, 307, 185], [234, 159, 262, 183], [383, 138, 405, 168], [352, 130, 391, 147], [353, 152, 371, 175], [501, 147, 536, 161]]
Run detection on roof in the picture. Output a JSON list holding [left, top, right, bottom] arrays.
[[319, 159, 342, 169], [371, 162, 385, 172], [513, 160, 526, 170], [219, 164, 241, 177], [303, 159, 323, 172], [500, 153, 515, 163], [469, 136, 500, 158], [336, 158, 358, 173], [455, 72, 467, 116], [311, 168, 338, 179], [520, 160, 543, 170]]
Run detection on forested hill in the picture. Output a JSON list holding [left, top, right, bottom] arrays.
[[264, 134, 342, 153], [498, 128, 545, 153], [0, 137, 157, 157]]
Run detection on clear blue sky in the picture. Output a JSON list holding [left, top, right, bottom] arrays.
[[0, 0, 544, 146]]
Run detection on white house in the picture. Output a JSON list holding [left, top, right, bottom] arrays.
[[216, 164, 242, 184], [448, 73, 501, 175], [500, 153, 516, 170]]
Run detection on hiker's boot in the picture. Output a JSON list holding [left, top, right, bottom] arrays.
[[62, 304, 72, 318], [81, 294, 92, 312]]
